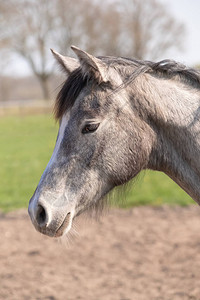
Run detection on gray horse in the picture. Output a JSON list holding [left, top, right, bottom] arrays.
[[28, 46, 200, 237]]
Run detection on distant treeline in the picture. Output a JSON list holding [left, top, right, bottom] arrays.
[[0, 74, 62, 102]]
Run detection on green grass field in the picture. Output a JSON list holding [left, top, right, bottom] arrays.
[[0, 114, 193, 212]]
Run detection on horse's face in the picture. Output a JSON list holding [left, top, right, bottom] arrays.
[[28, 47, 150, 237]]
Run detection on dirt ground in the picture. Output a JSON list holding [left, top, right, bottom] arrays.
[[1, 206, 200, 300]]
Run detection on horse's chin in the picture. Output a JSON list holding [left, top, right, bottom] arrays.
[[54, 212, 73, 237]]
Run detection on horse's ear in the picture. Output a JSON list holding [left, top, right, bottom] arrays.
[[51, 49, 79, 75], [71, 45, 108, 83]]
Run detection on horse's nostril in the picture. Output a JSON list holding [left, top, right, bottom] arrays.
[[36, 204, 46, 226]]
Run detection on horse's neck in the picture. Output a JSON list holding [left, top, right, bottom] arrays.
[[145, 77, 200, 203]]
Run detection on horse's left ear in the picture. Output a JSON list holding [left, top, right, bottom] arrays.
[[51, 49, 79, 75], [71, 45, 109, 83]]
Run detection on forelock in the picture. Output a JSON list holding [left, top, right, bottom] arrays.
[[54, 68, 87, 120]]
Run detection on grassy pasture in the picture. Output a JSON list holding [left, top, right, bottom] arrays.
[[0, 114, 193, 212]]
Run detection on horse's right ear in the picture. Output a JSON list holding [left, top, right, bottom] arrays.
[[51, 49, 79, 75]]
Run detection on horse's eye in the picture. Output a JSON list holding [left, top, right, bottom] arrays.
[[82, 123, 100, 134]]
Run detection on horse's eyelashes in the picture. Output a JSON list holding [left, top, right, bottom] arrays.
[[82, 123, 100, 134]]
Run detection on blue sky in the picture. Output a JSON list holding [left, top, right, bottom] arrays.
[[6, 0, 200, 76]]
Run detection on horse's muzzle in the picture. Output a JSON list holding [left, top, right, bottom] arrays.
[[28, 197, 74, 237]]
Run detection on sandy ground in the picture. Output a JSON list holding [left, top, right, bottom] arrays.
[[1, 206, 200, 300]]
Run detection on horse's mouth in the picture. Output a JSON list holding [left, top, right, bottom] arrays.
[[54, 212, 72, 237]]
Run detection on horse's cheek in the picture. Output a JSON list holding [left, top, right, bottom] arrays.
[[100, 144, 135, 186]]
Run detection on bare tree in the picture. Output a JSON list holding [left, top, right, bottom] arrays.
[[0, 0, 61, 100]]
